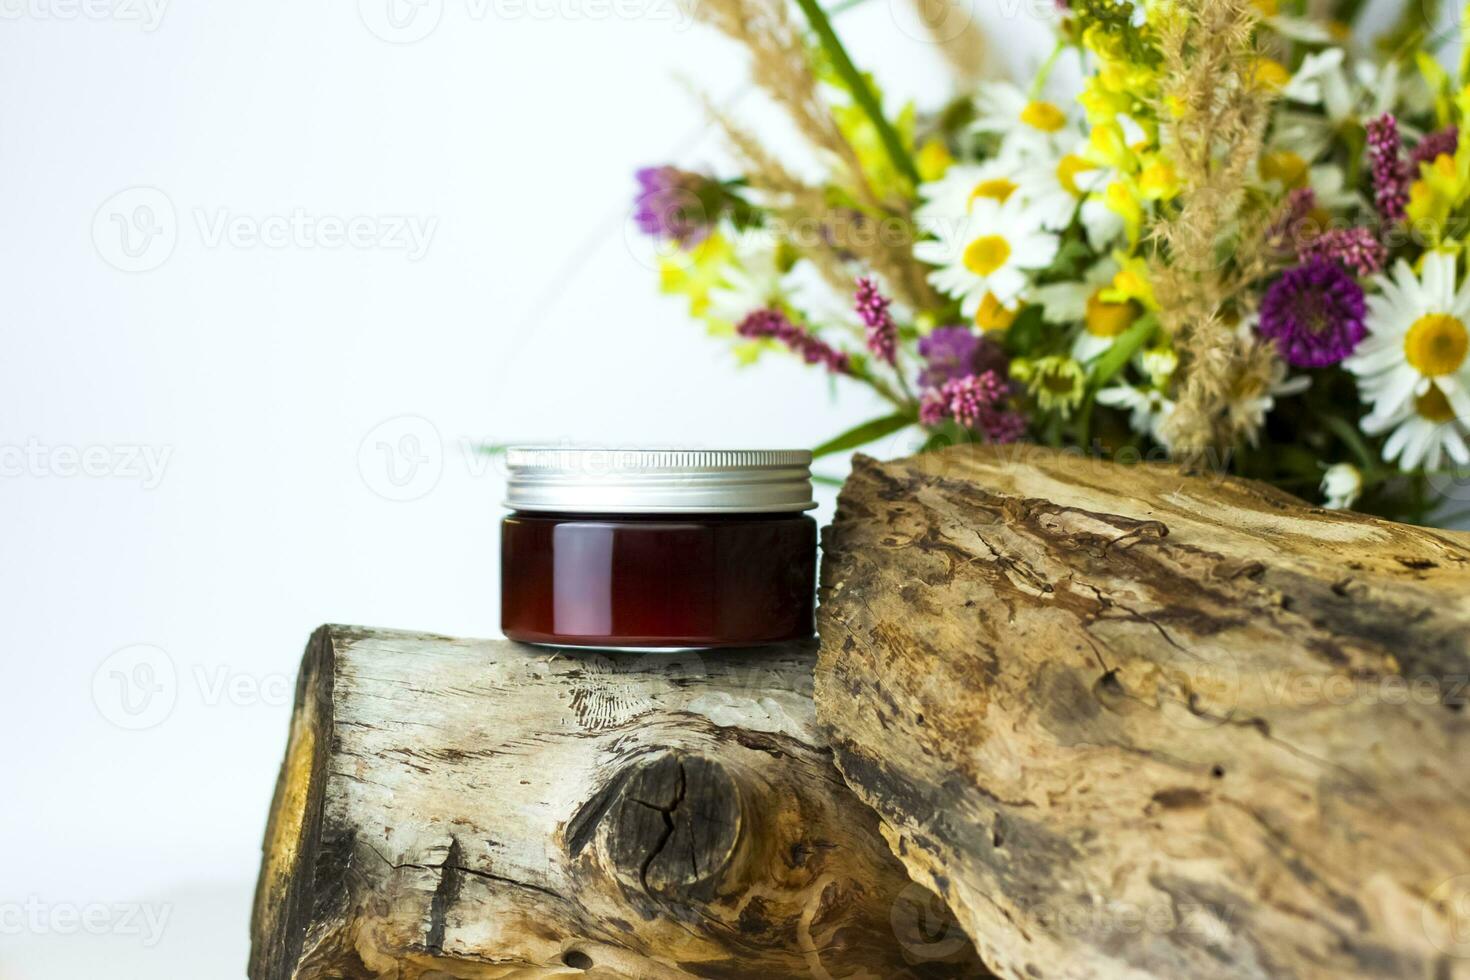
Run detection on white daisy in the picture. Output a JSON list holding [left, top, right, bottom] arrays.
[[1033, 259, 1114, 325], [707, 233, 789, 324], [1320, 463, 1363, 510], [1362, 385, 1470, 472], [1281, 48, 1356, 122], [971, 82, 1076, 161], [1016, 143, 1111, 232], [1080, 188, 1127, 249], [1031, 259, 1146, 362], [915, 196, 1060, 314], [1346, 253, 1470, 430], [1273, 52, 1418, 177], [1097, 384, 1175, 448], [915, 159, 1027, 224]]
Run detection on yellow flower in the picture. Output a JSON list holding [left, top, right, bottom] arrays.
[[1137, 157, 1181, 200], [659, 233, 734, 318], [916, 138, 955, 182], [1250, 58, 1292, 91], [1103, 255, 1159, 311], [1088, 122, 1139, 175], [1105, 181, 1145, 244], [1260, 150, 1310, 188], [1020, 100, 1068, 133], [975, 293, 1019, 332], [1011, 356, 1087, 417], [1405, 150, 1470, 243]]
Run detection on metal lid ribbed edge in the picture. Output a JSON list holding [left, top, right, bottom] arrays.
[[503, 447, 816, 514]]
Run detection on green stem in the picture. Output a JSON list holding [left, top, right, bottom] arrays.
[[1029, 40, 1066, 100], [791, 0, 921, 186]]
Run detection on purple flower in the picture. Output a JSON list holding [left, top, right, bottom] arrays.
[[634, 166, 720, 244], [1366, 114, 1409, 223], [1299, 227, 1387, 277], [737, 307, 851, 374], [1258, 259, 1367, 368], [916, 326, 1009, 388], [918, 371, 1027, 443], [854, 277, 897, 364], [1410, 125, 1459, 172]]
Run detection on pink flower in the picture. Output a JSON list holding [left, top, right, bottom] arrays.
[[1299, 227, 1386, 277], [918, 370, 1027, 443], [736, 308, 850, 374], [1366, 114, 1409, 223], [853, 277, 897, 364]]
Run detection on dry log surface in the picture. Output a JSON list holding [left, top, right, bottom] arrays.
[[816, 445, 1470, 980], [250, 626, 982, 979]]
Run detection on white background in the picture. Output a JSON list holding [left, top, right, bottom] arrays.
[[0, 0, 1061, 975]]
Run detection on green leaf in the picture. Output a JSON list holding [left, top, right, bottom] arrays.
[[811, 473, 847, 487], [1089, 313, 1157, 389], [791, 0, 920, 186], [811, 411, 916, 459], [1002, 305, 1047, 357]]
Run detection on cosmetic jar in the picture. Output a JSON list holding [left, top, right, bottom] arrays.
[[500, 448, 818, 650]]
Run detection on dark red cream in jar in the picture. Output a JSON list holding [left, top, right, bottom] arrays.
[[501, 448, 817, 649]]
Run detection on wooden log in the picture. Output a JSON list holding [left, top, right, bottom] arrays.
[[249, 626, 982, 979], [816, 445, 1470, 980]]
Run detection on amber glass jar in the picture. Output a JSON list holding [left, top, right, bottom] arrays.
[[501, 449, 817, 649]]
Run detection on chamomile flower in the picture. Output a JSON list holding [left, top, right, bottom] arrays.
[[1032, 259, 1147, 362], [1346, 252, 1470, 430], [972, 82, 1076, 160], [1034, 259, 1116, 324], [915, 159, 1027, 224], [1362, 385, 1470, 471], [1080, 189, 1128, 248], [915, 196, 1060, 313], [1320, 463, 1363, 509], [1024, 143, 1101, 218], [1098, 384, 1175, 447], [1281, 49, 1356, 122], [1011, 356, 1087, 417], [1273, 51, 1407, 176], [706, 234, 792, 325]]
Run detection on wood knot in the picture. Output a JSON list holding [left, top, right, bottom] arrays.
[[605, 753, 744, 906]]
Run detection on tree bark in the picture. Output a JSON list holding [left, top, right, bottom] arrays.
[[816, 445, 1470, 980], [250, 626, 982, 980]]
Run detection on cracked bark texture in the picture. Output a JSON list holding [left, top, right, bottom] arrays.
[[250, 626, 983, 979], [816, 445, 1470, 980]]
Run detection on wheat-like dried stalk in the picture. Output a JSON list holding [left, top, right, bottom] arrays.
[[707, 100, 941, 311], [684, 0, 881, 209], [1151, 0, 1280, 460]]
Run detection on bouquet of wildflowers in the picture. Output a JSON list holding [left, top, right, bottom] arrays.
[[636, 0, 1470, 523]]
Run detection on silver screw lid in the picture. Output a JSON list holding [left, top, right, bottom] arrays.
[[503, 448, 816, 514]]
